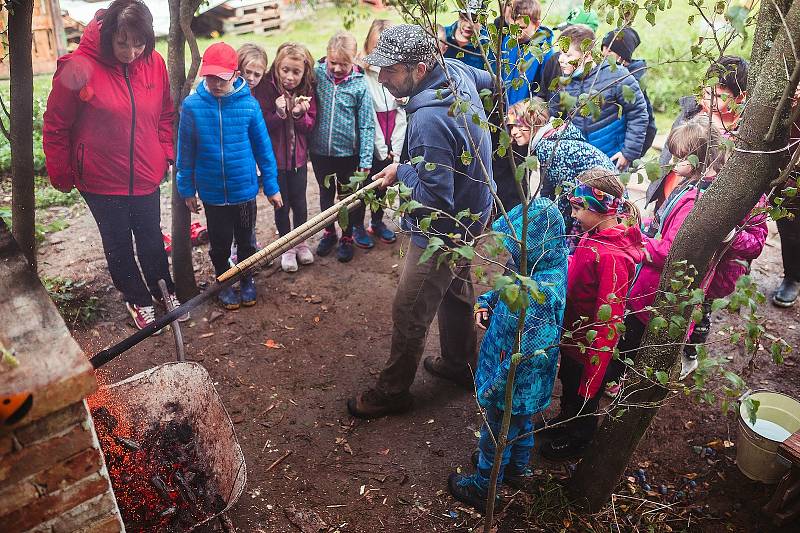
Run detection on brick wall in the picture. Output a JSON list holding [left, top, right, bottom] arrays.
[[0, 400, 124, 532]]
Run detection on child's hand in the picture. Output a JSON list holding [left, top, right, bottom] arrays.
[[268, 192, 283, 208], [275, 95, 288, 119], [184, 196, 201, 214], [610, 152, 629, 170], [474, 308, 490, 330], [291, 99, 310, 117]]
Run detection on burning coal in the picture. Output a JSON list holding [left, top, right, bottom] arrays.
[[92, 403, 226, 531]]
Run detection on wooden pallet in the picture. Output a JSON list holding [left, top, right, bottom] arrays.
[[220, 12, 282, 36], [212, 1, 279, 19]]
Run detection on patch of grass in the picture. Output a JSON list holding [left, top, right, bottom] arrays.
[[42, 276, 102, 326], [0, 206, 70, 243], [34, 176, 82, 208]]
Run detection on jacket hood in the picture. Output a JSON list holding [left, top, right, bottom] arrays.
[[197, 76, 250, 102], [627, 58, 647, 82], [591, 222, 644, 264], [493, 198, 568, 275], [77, 11, 147, 69], [406, 60, 476, 114]]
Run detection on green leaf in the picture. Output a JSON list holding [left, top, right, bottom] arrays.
[[771, 342, 785, 364], [410, 155, 424, 164], [424, 162, 437, 171], [337, 206, 349, 229], [650, 316, 668, 332], [454, 245, 475, 260], [644, 160, 661, 182], [621, 84, 635, 104], [419, 237, 444, 264], [586, 329, 598, 344], [597, 304, 612, 322], [687, 154, 700, 168], [655, 371, 669, 386], [723, 371, 745, 389], [460, 151, 473, 166], [744, 398, 760, 425]]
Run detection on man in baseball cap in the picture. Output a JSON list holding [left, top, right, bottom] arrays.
[[348, 25, 495, 419]]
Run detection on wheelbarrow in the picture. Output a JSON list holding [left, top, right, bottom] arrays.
[[88, 180, 382, 530]]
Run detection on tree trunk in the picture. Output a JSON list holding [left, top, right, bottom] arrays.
[[570, 0, 800, 510], [9, 0, 36, 270], [167, 0, 198, 300]]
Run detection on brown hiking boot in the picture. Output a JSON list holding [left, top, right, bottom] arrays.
[[346, 388, 413, 419], [423, 356, 474, 389]]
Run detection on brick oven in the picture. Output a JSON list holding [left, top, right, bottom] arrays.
[[0, 220, 124, 532]]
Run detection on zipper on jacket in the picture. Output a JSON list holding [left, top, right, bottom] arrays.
[[218, 98, 228, 203], [124, 64, 136, 196], [327, 81, 338, 156], [77, 143, 85, 181]]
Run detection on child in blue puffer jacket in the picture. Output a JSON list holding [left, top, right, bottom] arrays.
[[548, 24, 649, 170], [177, 42, 282, 309], [448, 198, 568, 512]]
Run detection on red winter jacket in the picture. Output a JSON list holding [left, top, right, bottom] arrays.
[[561, 223, 644, 397], [43, 12, 174, 196]]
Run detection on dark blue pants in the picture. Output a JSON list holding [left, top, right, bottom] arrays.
[[82, 190, 174, 306], [204, 199, 257, 277], [274, 166, 309, 237], [474, 406, 534, 492]]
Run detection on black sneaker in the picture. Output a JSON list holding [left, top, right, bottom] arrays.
[[773, 277, 799, 308], [336, 236, 355, 263], [532, 411, 572, 436], [540, 435, 588, 462], [346, 388, 413, 419], [448, 473, 500, 514], [423, 356, 474, 389], [316, 229, 338, 257]]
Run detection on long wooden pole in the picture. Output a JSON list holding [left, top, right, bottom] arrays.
[[90, 180, 382, 369]]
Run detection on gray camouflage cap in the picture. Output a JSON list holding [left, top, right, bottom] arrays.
[[362, 24, 435, 68]]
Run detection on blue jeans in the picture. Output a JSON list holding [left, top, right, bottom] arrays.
[[474, 406, 534, 492]]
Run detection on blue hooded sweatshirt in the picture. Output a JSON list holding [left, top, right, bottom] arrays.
[[495, 26, 554, 105], [396, 59, 495, 248], [475, 199, 568, 414], [176, 77, 279, 205], [548, 60, 649, 163]]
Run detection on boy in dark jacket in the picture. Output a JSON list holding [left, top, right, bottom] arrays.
[[548, 24, 649, 170], [601, 27, 657, 158], [177, 42, 282, 309]]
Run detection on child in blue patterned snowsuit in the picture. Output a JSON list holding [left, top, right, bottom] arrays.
[[448, 198, 568, 512]]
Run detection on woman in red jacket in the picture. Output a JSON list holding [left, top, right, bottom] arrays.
[[43, 0, 179, 331], [539, 168, 644, 460]]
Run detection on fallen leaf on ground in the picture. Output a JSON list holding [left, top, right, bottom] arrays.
[[284, 506, 326, 532], [263, 339, 285, 349], [199, 332, 215, 339]]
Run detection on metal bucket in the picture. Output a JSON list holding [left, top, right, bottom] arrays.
[[736, 391, 800, 484], [103, 361, 247, 530]]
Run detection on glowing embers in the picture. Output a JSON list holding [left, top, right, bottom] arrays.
[[91, 402, 225, 532]]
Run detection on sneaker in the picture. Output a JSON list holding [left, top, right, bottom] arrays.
[[352, 225, 375, 249], [189, 221, 208, 245], [368, 222, 397, 244], [218, 286, 240, 310], [346, 388, 413, 419], [423, 356, 474, 389], [154, 293, 190, 322], [447, 473, 499, 514], [240, 276, 257, 306], [679, 353, 699, 380], [295, 242, 314, 265], [336, 236, 355, 263], [540, 435, 588, 462], [317, 229, 338, 257], [469, 449, 534, 489], [281, 249, 299, 273], [773, 277, 799, 308], [125, 302, 163, 335]]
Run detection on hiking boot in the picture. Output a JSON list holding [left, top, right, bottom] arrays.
[[295, 242, 314, 265], [240, 276, 257, 306], [337, 236, 355, 263], [447, 473, 499, 514], [346, 388, 413, 419], [153, 293, 190, 322], [281, 249, 299, 273], [423, 356, 474, 389], [679, 353, 699, 380], [368, 222, 397, 244], [218, 286, 240, 310], [540, 435, 588, 462], [126, 302, 163, 335], [773, 277, 799, 308], [316, 229, 338, 257], [352, 225, 375, 249]]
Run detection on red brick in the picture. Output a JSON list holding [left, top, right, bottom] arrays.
[[14, 402, 88, 446], [0, 481, 38, 517], [0, 473, 109, 532], [52, 492, 119, 533], [0, 424, 93, 490], [32, 448, 103, 495], [77, 513, 124, 533]]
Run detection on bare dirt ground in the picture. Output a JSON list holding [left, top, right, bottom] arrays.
[[33, 176, 800, 532]]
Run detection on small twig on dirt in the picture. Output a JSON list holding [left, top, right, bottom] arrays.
[[265, 450, 293, 473], [259, 404, 276, 417]]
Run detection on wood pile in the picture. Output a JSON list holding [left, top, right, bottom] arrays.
[[196, 0, 282, 37]]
